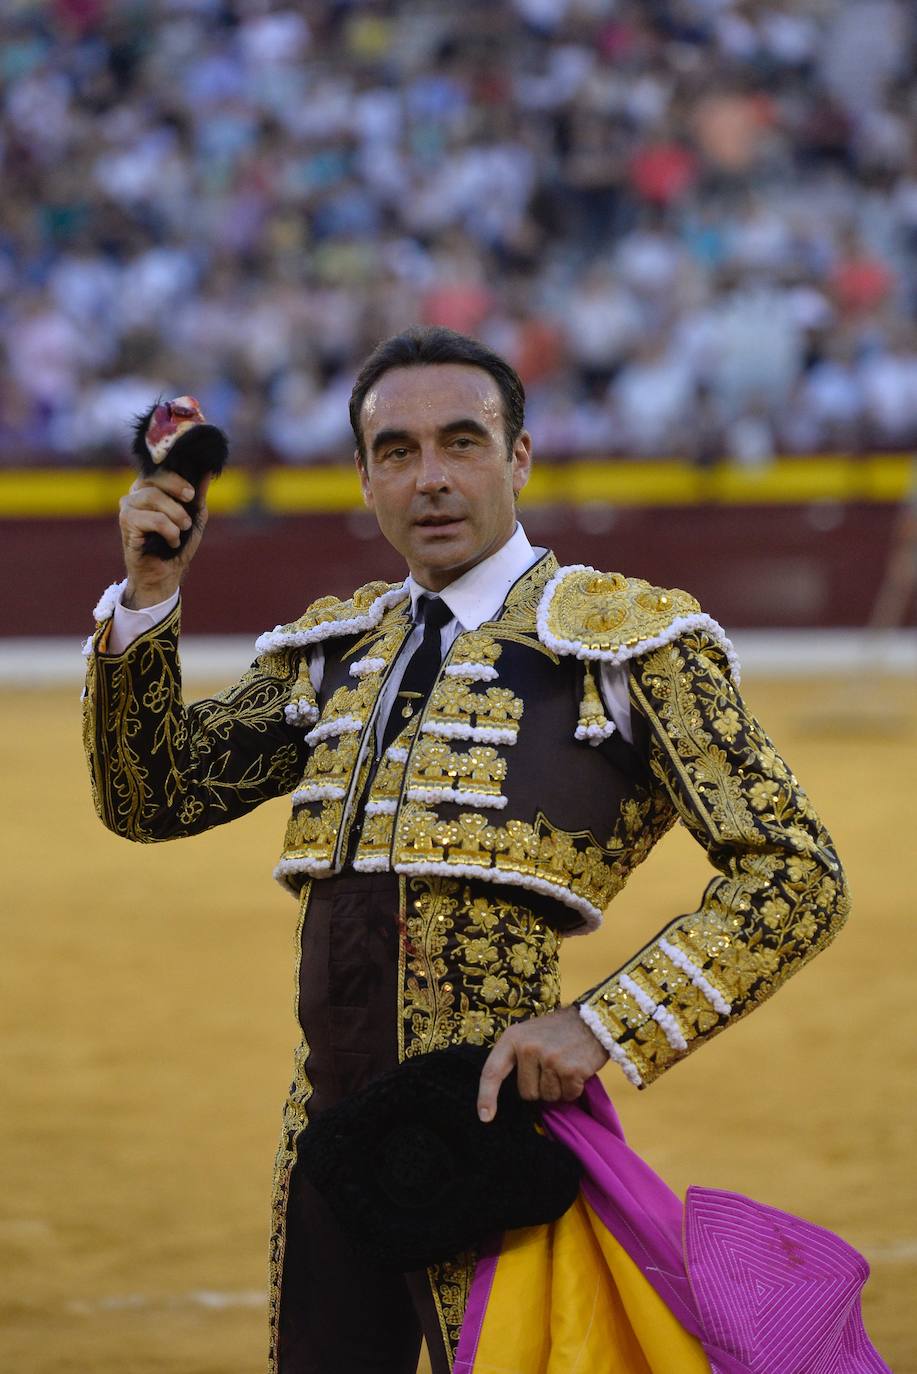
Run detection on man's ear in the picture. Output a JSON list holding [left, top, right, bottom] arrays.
[[355, 449, 374, 508], [510, 430, 533, 497]]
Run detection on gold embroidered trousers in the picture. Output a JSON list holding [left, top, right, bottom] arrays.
[[270, 870, 564, 1374]]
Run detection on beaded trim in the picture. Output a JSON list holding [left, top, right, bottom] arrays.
[[304, 715, 363, 746], [577, 1005, 643, 1087], [365, 799, 397, 815], [659, 937, 732, 1016], [420, 722, 518, 746], [352, 854, 390, 872], [405, 786, 508, 811], [392, 860, 601, 933], [443, 663, 499, 681], [273, 855, 332, 887], [618, 972, 688, 1052], [291, 783, 346, 805], [349, 656, 387, 678], [92, 578, 129, 623], [254, 583, 408, 655]]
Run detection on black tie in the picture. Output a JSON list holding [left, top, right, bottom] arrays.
[[380, 595, 453, 754]]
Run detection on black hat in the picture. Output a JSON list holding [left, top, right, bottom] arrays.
[[296, 1043, 581, 1271]]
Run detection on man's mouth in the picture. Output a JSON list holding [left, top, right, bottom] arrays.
[[415, 515, 465, 528]]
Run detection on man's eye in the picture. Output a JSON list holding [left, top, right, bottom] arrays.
[[451, 436, 474, 449], [385, 448, 409, 460]]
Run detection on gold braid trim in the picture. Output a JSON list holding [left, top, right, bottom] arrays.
[[268, 881, 315, 1373], [399, 874, 563, 1366], [577, 630, 850, 1086], [82, 602, 308, 842], [427, 1250, 477, 1370]]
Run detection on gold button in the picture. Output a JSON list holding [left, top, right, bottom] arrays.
[[401, 704, 413, 718]]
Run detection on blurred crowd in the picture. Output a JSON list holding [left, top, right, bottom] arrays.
[[2, 0, 917, 465]]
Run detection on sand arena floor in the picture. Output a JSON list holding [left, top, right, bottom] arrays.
[[2, 675, 914, 1373]]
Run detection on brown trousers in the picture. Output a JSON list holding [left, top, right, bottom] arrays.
[[276, 873, 454, 1374]]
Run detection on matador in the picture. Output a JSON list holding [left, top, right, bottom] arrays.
[[83, 327, 852, 1374]]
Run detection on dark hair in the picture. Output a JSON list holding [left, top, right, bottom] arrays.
[[349, 325, 526, 460]]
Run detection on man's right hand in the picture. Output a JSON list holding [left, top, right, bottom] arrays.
[[118, 470, 212, 609]]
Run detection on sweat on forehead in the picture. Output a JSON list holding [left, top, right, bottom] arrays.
[[360, 364, 505, 438]]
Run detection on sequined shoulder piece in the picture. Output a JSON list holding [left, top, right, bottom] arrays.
[[254, 579, 409, 655], [536, 563, 741, 682]]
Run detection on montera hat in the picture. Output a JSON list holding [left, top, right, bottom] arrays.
[[296, 1043, 582, 1271]]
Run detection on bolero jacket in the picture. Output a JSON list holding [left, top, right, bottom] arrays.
[[82, 553, 849, 1088]]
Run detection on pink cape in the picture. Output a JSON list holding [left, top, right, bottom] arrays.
[[455, 1078, 889, 1374]]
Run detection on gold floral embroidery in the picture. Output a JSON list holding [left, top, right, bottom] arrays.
[[448, 631, 503, 670], [480, 552, 560, 659], [397, 872, 563, 1365], [427, 1251, 477, 1370], [401, 876, 561, 1058], [579, 632, 849, 1085], [542, 567, 699, 653], [83, 605, 307, 843], [280, 799, 345, 868]]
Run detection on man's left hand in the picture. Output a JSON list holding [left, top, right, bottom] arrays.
[[476, 1005, 609, 1122]]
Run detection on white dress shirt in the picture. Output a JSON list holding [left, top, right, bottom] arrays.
[[104, 524, 632, 742]]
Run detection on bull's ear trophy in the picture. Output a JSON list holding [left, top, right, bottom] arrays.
[[131, 395, 229, 560]]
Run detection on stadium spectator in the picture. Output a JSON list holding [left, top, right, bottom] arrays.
[[0, 0, 914, 464]]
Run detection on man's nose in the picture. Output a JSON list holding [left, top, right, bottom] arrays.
[[415, 447, 450, 492]]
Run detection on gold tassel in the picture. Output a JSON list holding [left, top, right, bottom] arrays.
[[576, 663, 612, 740]]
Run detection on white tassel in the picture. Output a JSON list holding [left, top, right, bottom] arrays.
[[284, 699, 320, 725], [574, 720, 617, 744]]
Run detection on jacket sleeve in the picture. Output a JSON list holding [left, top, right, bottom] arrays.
[[82, 597, 312, 842], [575, 629, 850, 1088]]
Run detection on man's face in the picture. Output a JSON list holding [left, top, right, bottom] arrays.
[[356, 364, 532, 591]]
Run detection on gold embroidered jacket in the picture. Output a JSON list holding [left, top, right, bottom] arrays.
[[82, 557, 849, 1087]]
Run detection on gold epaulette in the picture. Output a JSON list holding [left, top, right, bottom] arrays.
[[254, 579, 409, 656], [536, 564, 737, 674], [288, 580, 403, 634]]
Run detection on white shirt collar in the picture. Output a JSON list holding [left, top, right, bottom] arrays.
[[405, 524, 543, 630]]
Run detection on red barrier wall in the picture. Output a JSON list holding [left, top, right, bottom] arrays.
[[1, 503, 903, 637]]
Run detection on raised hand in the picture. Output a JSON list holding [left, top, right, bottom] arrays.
[[119, 468, 212, 609]]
